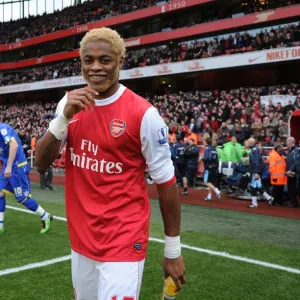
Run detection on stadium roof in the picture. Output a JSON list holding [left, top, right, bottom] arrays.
[[0, 0, 78, 22]]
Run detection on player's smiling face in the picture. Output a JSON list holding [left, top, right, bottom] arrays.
[[81, 40, 123, 94]]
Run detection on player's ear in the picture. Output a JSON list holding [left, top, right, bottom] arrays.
[[119, 56, 124, 69]]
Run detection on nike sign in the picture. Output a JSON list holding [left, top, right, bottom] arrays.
[[249, 57, 261, 63]]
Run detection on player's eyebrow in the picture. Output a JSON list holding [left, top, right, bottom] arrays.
[[83, 54, 113, 59]]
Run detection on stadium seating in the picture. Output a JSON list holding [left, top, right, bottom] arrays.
[[0, 0, 161, 45], [1, 22, 300, 86], [1, 83, 298, 177]]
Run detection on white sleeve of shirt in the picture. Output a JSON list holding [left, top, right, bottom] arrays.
[[48, 94, 68, 146], [140, 106, 175, 184]]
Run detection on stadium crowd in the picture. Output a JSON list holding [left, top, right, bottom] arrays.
[[0, 0, 274, 63], [0, 0, 162, 45], [123, 22, 300, 69], [0, 83, 298, 148], [1, 0, 295, 45], [0, 101, 56, 149], [1, 22, 299, 86], [151, 84, 299, 146], [0, 60, 82, 86], [0, 82, 299, 207]]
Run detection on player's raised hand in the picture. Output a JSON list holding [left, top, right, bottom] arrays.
[[63, 87, 98, 119], [163, 255, 186, 292]]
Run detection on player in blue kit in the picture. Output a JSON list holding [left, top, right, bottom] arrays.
[[0, 123, 52, 234]]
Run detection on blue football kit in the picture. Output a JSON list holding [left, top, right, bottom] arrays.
[[0, 123, 31, 200], [0, 123, 52, 234]]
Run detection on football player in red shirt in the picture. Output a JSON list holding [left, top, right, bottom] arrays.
[[35, 27, 185, 300]]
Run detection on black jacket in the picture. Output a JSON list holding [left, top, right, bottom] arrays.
[[171, 142, 185, 165], [183, 145, 199, 170], [202, 145, 218, 169], [18, 134, 31, 158], [286, 146, 299, 172], [249, 146, 263, 174]]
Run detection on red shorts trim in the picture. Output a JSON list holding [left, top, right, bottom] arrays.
[[156, 175, 176, 188]]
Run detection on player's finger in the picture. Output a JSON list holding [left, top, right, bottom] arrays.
[[172, 276, 182, 292], [83, 87, 99, 97], [67, 99, 86, 111], [76, 90, 96, 104], [68, 90, 95, 110], [78, 95, 94, 111], [179, 275, 187, 285], [70, 96, 93, 111]]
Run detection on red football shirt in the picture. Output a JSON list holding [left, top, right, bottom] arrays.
[[51, 85, 175, 262]]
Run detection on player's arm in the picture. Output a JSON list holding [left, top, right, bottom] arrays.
[[157, 183, 185, 291], [141, 107, 185, 291], [7, 138, 18, 166], [4, 138, 18, 178], [35, 131, 64, 170], [35, 87, 97, 170], [157, 184, 181, 237], [0, 127, 18, 178]]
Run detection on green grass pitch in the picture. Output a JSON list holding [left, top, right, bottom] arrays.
[[0, 183, 300, 300]]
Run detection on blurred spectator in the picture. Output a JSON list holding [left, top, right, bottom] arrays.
[[251, 117, 263, 138], [18, 128, 31, 158], [0, 101, 56, 142]]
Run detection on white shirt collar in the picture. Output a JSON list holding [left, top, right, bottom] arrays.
[[94, 84, 126, 106]]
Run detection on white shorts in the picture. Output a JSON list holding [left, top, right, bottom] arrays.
[[72, 250, 145, 300]]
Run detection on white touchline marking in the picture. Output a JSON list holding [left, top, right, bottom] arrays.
[[6, 205, 67, 221], [0, 255, 71, 276], [5, 205, 300, 275], [150, 238, 300, 274]]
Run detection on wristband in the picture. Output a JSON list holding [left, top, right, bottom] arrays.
[[49, 114, 70, 140], [164, 235, 181, 259]]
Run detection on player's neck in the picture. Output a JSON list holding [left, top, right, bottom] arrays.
[[95, 82, 120, 100]]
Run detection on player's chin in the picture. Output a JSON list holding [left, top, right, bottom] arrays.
[[88, 81, 109, 93]]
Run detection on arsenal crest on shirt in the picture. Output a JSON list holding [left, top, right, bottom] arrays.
[[110, 119, 126, 138]]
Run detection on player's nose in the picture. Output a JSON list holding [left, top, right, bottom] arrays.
[[90, 60, 103, 71]]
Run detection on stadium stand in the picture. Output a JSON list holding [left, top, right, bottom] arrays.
[[0, 83, 298, 145], [0, 0, 290, 46], [0, 0, 300, 194], [1, 83, 298, 189], [0, 0, 162, 45], [1, 22, 300, 86], [1, 1, 300, 62]]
